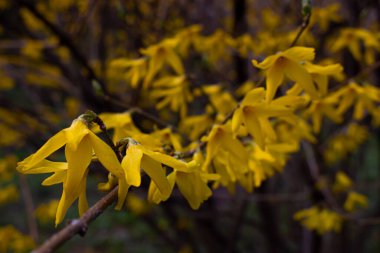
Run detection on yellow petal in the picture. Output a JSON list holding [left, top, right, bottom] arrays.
[[64, 136, 92, 204], [26, 131, 66, 169], [231, 108, 243, 135], [121, 144, 143, 187], [241, 87, 265, 106], [286, 83, 303, 96], [176, 171, 212, 209], [78, 176, 89, 216], [148, 172, 176, 204], [284, 60, 318, 99], [266, 62, 284, 101], [304, 62, 343, 75], [141, 155, 171, 199], [252, 54, 281, 69], [282, 47, 315, 62], [165, 50, 184, 74], [89, 132, 123, 178], [18, 158, 67, 174], [55, 191, 73, 226], [115, 180, 129, 210], [243, 108, 264, 148], [139, 145, 190, 172], [42, 171, 67, 186]]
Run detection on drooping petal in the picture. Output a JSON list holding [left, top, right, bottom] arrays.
[[78, 175, 89, 216], [284, 60, 318, 99], [258, 117, 277, 141], [266, 62, 284, 101], [55, 191, 72, 226], [304, 62, 343, 75], [252, 54, 281, 69], [176, 171, 212, 209], [139, 145, 190, 172], [241, 87, 266, 105], [17, 158, 67, 174], [115, 180, 129, 210], [42, 171, 67, 186], [141, 155, 171, 199], [64, 136, 92, 202], [24, 131, 66, 169], [282, 47, 315, 62], [121, 144, 143, 187], [64, 119, 90, 151], [89, 132, 123, 178], [231, 108, 243, 135], [243, 107, 265, 148], [148, 172, 176, 204]]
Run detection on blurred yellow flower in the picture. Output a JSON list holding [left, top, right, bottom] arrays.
[[252, 47, 318, 101]]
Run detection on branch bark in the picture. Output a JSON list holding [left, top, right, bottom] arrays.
[[32, 186, 118, 253]]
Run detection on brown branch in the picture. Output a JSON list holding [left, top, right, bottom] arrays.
[[19, 175, 39, 242], [289, 13, 311, 48], [15, 0, 108, 96], [32, 186, 118, 253]]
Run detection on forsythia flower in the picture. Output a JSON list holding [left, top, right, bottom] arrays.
[[330, 28, 380, 65], [287, 61, 343, 97], [141, 38, 184, 87], [109, 57, 148, 88], [232, 88, 304, 148], [344, 191, 368, 212], [17, 117, 128, 225], [303, 96, 342, 133], [332, 171, 353, 193], [0, 225, 35, 253], [294, 206, 343, 234], [330, 82, 380, 120], [202, 124, 249, 188], [35, 200, 59, 224], [150, 75, 193, 118], [148, 152, 219, 209], [252, 47, 318, 101]]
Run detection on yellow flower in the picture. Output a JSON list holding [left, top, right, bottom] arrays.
[[202, 85, 237, 117], [122, 140, 199, 201], [330, 28, 380, 65], [141, 38, 184, 87], [344, 191, 368, 212], [303, 96, 342, 133], [330, 82, 380, 120], [252, 47, 318, 101], [232, 88, 304, 148], [98, 112, 142, 143], [0, 185, 19, 206], [294, 206, 342, 234], [35, 200, 59, 224], [332, 171, 352, 193], [179, 114, 213, 141], [310, 4, 342, 32], [0, 225, 35, 252], [150, 75, 193, 118], [287, 61, 343, 97], [148, 165, 219, 209], [109, 57, 148, 88], [201, 124, 249, 189], [17, 118, 127, 225]]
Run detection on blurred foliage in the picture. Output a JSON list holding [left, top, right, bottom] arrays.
[[1, 0, 380, 252]]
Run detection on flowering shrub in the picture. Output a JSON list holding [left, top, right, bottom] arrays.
[[1, 0, 380, 252]]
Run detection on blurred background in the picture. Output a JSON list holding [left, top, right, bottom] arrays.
[[0, 0, 380, 252]]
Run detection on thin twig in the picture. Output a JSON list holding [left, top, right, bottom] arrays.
[[15, 0, 108, 95], [19, 175, 39, 242], [32, 186, 118, 253], [92, 115, 123, 161], [289, 13, 311, 48]]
